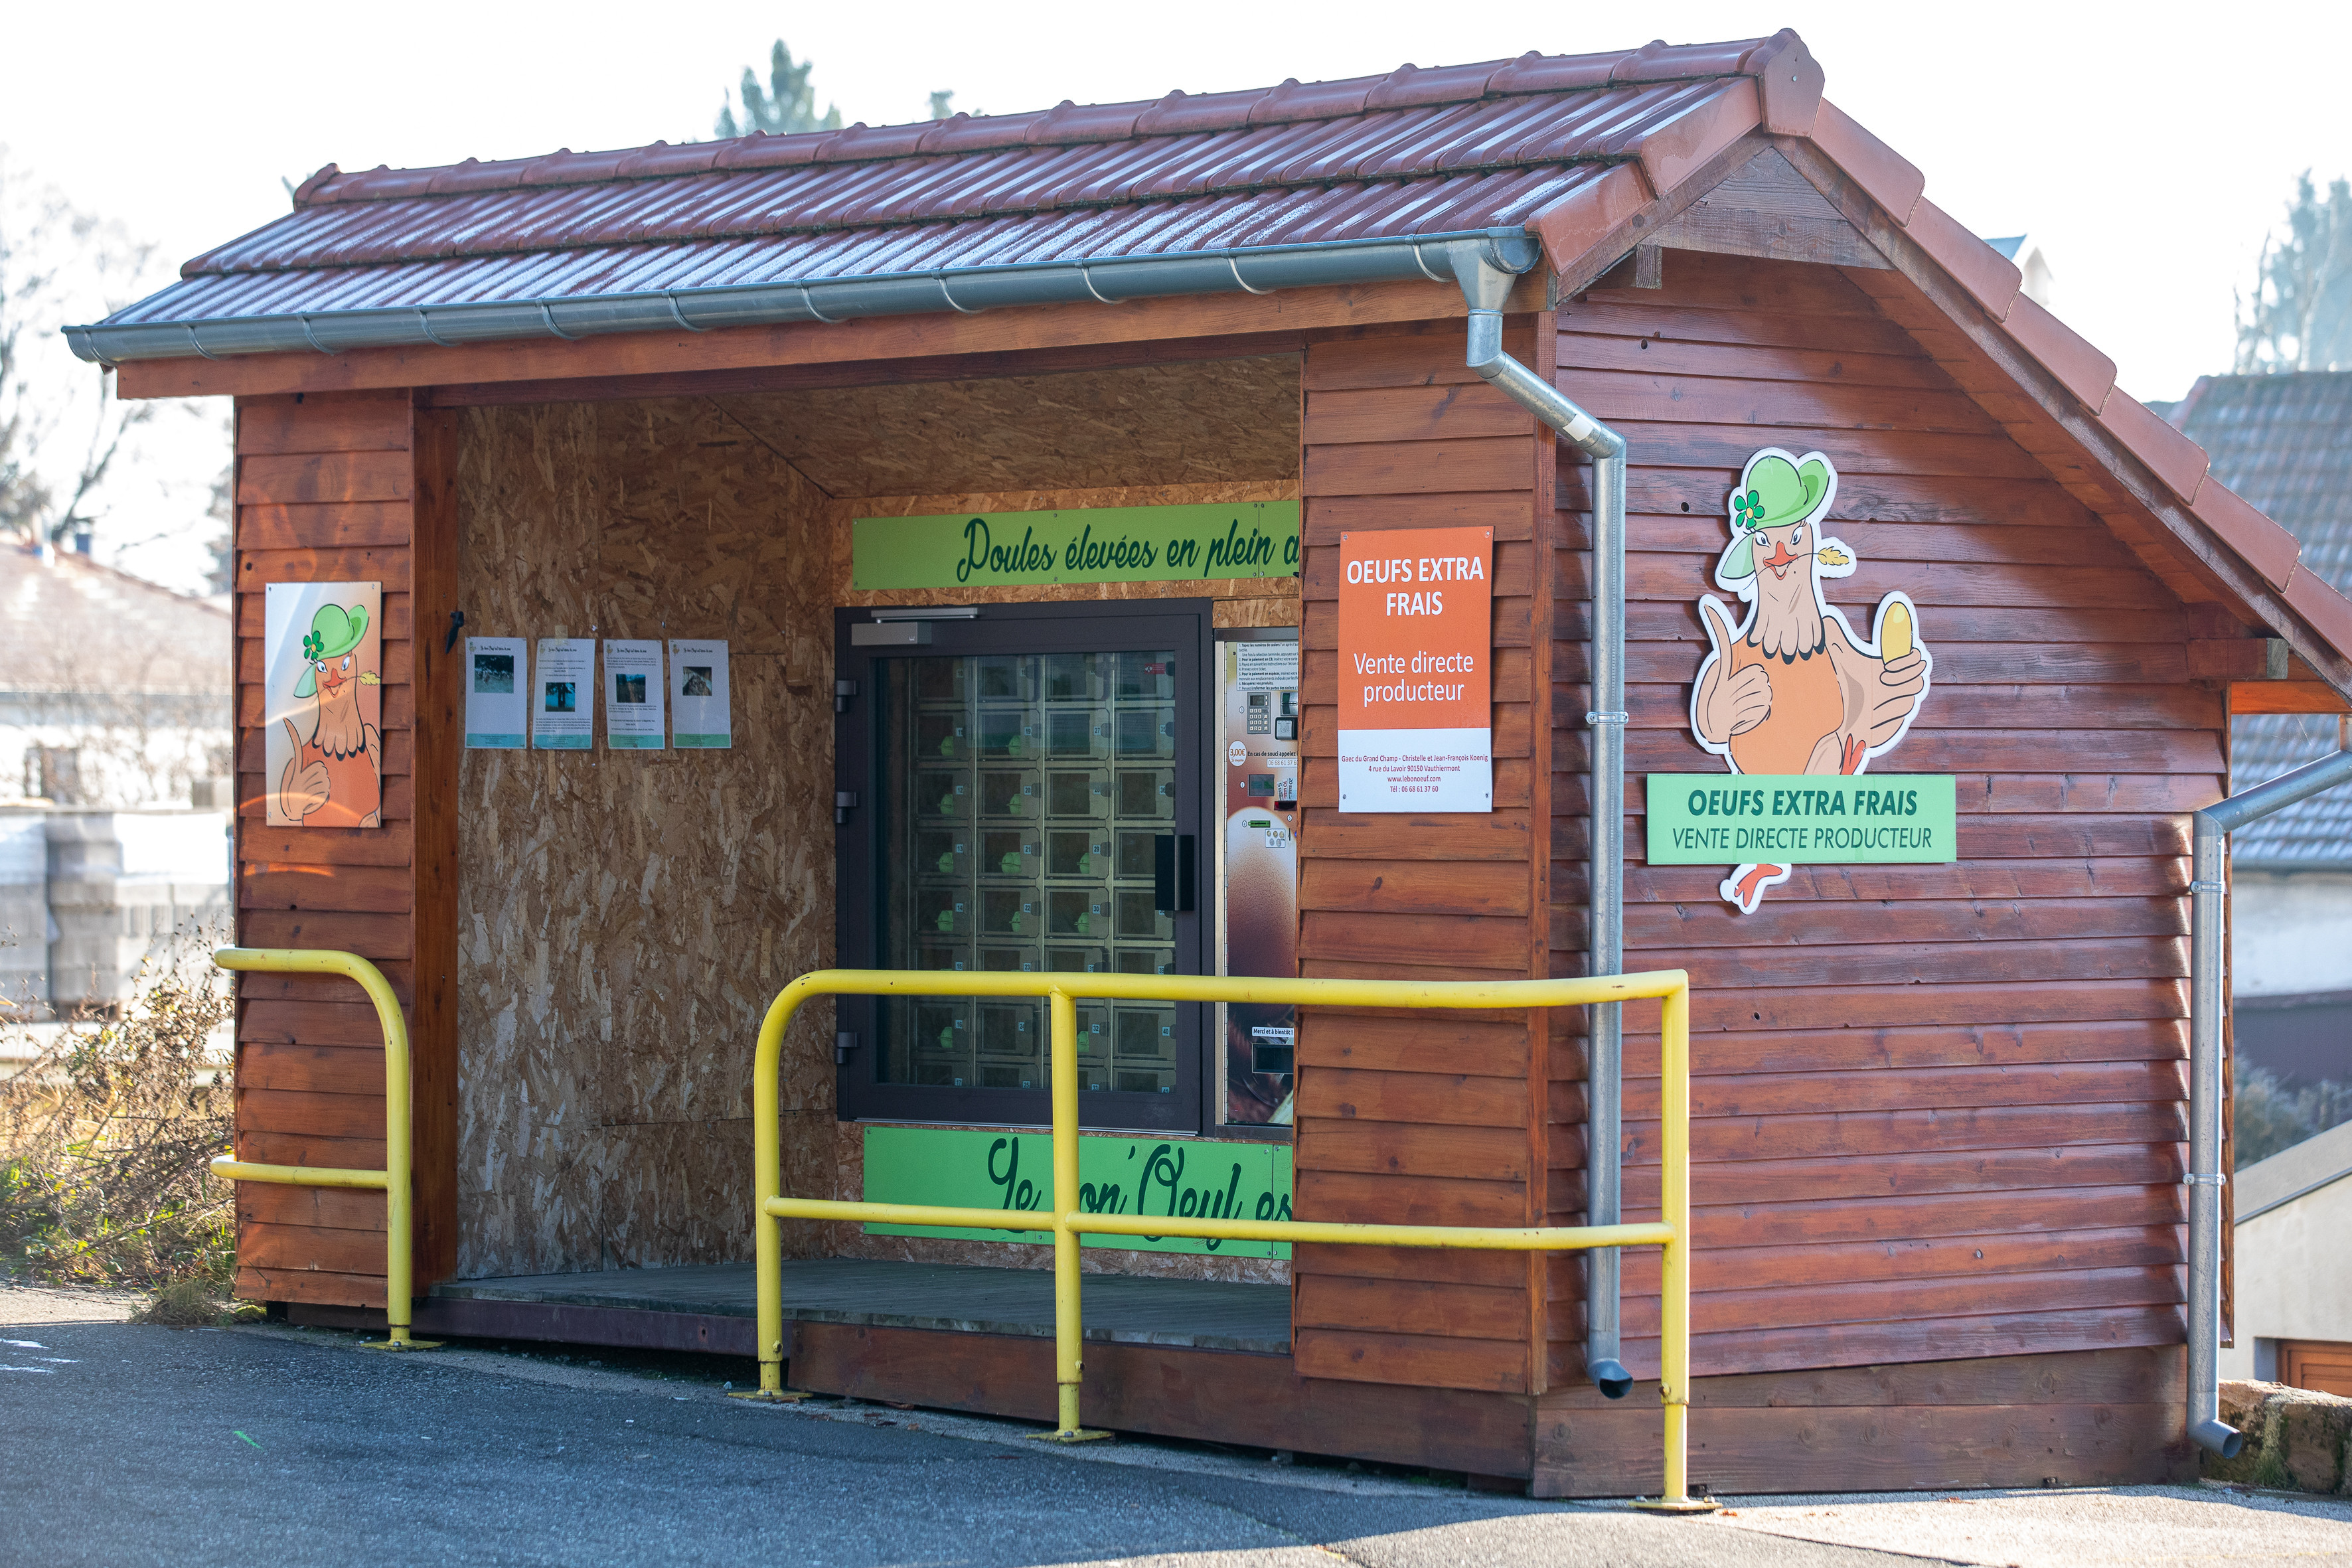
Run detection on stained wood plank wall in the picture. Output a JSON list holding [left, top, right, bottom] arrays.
[[1545, 252, 2207, 1386], [232, 390, 459, 1307], [1292, 324, 1556, 1393]]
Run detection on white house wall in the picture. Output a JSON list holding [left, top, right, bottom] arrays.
[[2232, 872, 2352, 998]]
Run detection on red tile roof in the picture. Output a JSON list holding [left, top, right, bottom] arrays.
[[86, 34, 1817, 339]]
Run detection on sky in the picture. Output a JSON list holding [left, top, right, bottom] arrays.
[[4, 0, 2348, 595]]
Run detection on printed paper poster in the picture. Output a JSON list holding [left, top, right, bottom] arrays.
[[464, 637, 527, 749], [1336, 526, 1492, 813], [1686, 447, 1934, 913], [670, 639, 731, 749], [264, 581, 382, 828], [532, 638, 595, 751], [603, 639, 666, 750]]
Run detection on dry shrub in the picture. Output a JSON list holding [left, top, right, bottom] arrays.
[[0, 935, 236, 1289]]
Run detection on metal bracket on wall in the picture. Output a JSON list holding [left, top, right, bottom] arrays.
[[834, 678, 857, 714], [834, 791, 857, 825]]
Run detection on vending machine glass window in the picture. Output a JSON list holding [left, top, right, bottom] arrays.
[[836, 603, 1210, 1131], [1215, 632, 1299, 1130]]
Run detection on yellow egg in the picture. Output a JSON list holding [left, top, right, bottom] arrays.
[[1881, 601, 1914, 661]]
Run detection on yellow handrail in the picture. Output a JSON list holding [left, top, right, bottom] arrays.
[[747, 967, 1703, 1510], [208, 946, 433, 1351]]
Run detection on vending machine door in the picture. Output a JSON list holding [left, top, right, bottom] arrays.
[[1215, 632, 1300, 1128]]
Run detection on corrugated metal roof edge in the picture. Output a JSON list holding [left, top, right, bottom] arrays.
[[64, 228, 1538, 366]]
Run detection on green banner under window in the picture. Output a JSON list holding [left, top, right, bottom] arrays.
[[852, 503, 1300, 589], [861, 1125, 1293, 1258], [1645, 774, 1958, 864]]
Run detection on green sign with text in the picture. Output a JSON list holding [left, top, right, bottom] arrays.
[[1646, 774, 1958, 864], [852, 503, 1301, 589], [861, 1125, 1293, 1258]]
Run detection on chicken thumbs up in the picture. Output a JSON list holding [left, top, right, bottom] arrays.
[[1697, 598, 1772, 742]]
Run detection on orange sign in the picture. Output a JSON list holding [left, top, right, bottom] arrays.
[[1337, 526, 1493, 813]]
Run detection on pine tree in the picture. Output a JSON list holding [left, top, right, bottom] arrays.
[[2234, 171, 2352, 372], [715, 40, 845, 139]]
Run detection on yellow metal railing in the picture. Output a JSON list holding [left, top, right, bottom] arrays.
[[209, 947, 435, 1351], [745, 968, 1704, 1510]]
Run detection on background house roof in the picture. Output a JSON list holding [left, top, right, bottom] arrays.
[[0, 546, 228, 698], [2169, 373, 2352, 868]]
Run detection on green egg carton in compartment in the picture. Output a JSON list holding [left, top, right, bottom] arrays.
[[919, 769, 972, 820], [979, 769, 1037, 817], [917, 889, 972, 937], [916, 711, 967, 759], [1044, 828, 1107, 878], [979, 827, 1041, 878], [915, 828, 971, 880], [982, 886, 1041, 937]]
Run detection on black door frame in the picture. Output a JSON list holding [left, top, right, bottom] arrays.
[[834, 598, 1215, 1133]]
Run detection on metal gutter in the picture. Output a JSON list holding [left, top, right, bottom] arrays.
[[1445, 237, 1634, 1401], [2187, 742, 2352, 1456], [64, 229, 1543, 365]]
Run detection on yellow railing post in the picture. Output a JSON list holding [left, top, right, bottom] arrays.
[[208, 946, 435, 1351], [744, 967, 1708, 1507], [1631, 960, 1705, 1512], [1043, 986, 1105, 1441], [738, 978, 815, 1401]]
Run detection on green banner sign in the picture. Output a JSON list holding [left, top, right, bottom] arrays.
[[1646, 774, 1957, 864], [852, 503, 1301, 589], [861, 1125, 1293, 1258]]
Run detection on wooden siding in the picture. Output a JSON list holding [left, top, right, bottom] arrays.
[[1293, 324, 1553, 1394], [1545, 252, 2211, 1385], [232, 390, 458, 1307]]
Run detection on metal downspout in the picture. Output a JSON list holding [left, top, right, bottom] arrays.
[[1442, 238, 1633, 1400], [2186, 737, 2352, 1456]]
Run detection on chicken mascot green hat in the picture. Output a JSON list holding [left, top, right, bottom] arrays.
[[1721, 451, 1834, 580], [293, 603, 369, 698]]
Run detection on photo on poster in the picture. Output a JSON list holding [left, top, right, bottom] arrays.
[[463, 637, 528, 749], [669, 639, 731, 748], [603, 638, 666, 750], [532, 638, 595, 749], [264, 581, 383, 828]]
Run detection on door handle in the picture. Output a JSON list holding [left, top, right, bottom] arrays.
[[1153, 834, 1196, 914]]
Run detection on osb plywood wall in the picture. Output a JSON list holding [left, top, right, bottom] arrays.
[[454, 357, 1302, 1283], [455, 396, 838, 1277]]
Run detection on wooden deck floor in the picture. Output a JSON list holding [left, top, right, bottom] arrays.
[[430, 1257, 1293, 1354]]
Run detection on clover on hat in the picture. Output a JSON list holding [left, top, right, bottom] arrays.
[[1721, 449, 1835, 580], [293, 603, 369, 697]]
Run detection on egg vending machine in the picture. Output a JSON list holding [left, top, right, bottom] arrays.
[[1216, 634, 1300, 1126]]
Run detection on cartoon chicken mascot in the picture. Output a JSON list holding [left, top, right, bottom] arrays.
[[1689, 449, 1930, 913], [276, 602, 382, 828]]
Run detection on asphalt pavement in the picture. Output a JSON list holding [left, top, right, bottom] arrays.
[[4, 1286, 2349, 1567]]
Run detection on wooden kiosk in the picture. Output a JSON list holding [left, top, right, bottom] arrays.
[[77, 30, 2352, 1494]]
